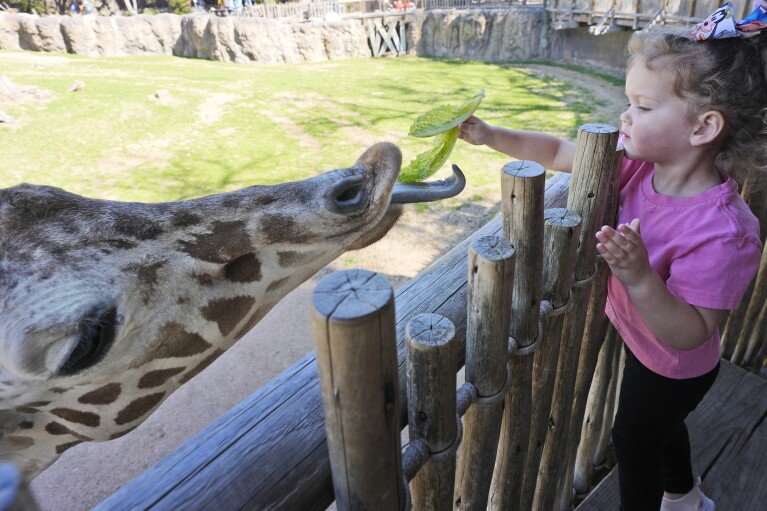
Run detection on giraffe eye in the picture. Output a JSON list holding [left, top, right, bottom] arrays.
[[59, 306, 118, 376]]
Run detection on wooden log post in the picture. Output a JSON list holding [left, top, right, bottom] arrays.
[[593, 340, 625, 476], [732, 245, 767, 371], [406, 314, 457, 511], [721, 168, 767, 360], [533, 124, 619, 510], [518, 207, 581, 511], [572, 324, 620, 500], [454, 236, 516, 511], [489, 161, 546, 511], [311, 269, 405, 510], [557, 143, 623, 506]]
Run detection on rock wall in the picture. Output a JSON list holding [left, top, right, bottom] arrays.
[[0, 8, 627, 73], [0, 12, 370, 64], [409, 7, 548, 61]]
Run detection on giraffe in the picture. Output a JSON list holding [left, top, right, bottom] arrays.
[[0, 142, 465, 483]]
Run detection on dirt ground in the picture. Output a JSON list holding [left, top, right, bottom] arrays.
[[20, 63, 626, 511]]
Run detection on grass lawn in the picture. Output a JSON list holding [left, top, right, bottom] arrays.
[[0, 52, 623, 205]]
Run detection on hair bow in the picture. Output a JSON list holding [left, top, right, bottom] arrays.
[[691, 1, 767, 40]]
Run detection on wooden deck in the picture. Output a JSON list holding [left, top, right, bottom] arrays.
[[578, 359, 767, 510]]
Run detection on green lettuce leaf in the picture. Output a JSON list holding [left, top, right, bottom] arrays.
[[408, 89, 485, 138], [398, 127, 460, 183]]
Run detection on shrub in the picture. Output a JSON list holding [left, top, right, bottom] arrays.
[[169, 0, 192, 14]]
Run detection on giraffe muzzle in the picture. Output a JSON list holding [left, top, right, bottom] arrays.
[[390, 164, 466, 204]]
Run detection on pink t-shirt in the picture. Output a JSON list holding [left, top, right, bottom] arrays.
[[605, 158, 762, 379]]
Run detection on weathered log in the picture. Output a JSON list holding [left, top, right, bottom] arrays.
[[534, 124, 619, 510], [406, 314, 457, 511], [721, 168, 767, 360], [572, 324, 619, 499], [94, 172, 570, 511], [454, 236, 515, 511], [489, 161, 547, 511], [556, 143, 624, 506], [733, 245, 767, 371], [593, 339, 624, 475], [518, 207, 581, 511], [311, 270, 404, 510]]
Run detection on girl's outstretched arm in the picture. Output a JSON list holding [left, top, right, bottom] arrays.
[[458, 116, 576, 173], [596, 219, 725, 351]]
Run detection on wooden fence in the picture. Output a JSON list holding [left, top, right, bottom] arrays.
[[91, 124, 766, 510], [312, 123, 767, 510]]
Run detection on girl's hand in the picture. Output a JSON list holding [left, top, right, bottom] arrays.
[[595, 218, 653, 288], [458, 116, 491, 146]]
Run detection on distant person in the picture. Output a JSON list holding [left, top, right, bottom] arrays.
[[393, 0, 404, 9], [69, 0, 93, 14], [405, 0, 415, 8]]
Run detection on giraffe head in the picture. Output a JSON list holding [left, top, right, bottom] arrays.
[[0, 142, 464, 478]]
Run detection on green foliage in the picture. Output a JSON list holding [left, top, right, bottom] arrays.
[[5, 0, 48, 13], [0, 54, 620, 203], [169, 0, 192, 14], [408, 89, 484, 138]]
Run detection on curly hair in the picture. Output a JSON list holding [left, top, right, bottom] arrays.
[[626, 27, 767, 173]]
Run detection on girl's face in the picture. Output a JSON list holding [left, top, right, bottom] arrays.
[[619, 59, 698, 164]]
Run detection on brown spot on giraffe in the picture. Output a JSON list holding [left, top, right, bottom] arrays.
[[132, 323, 213, 367], [201, 296, 256, 337], [15, 407, 40, 414], [277, 250, 325, 268], [109, 426, 138, 440], [56, 441, 83, 454], [113, 215, 165, 240], [78, 383, 122, 405], [224, 253, 262, 283], [260, 214, 310, 244], [18, 421, 33, 429], [44, 422, 92, 441], [115, 392, 165, 426], [192, 272, 215, 287], [170, 211, 202, 228], [177, 220, 253, 263], [138, 367, 185, 389], [233, 305, 271, 339], [7, 436, 35, 450], [123, 260, 167, 304], [50, 408, 100, 428], [266, 277, 290, 293], [179, 349, 224, 385]]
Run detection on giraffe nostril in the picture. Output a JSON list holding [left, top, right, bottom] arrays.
[[328, 176, 369, 215], [59, 306, 118, 377]]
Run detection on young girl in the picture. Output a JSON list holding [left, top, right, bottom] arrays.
[[458, 24, 765, 511]]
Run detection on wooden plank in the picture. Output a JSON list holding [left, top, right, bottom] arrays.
[[95, 173, 571, 511], [387, 22, 401, 53], [578, 360, 767, 509], [376, 23, 396, 54]]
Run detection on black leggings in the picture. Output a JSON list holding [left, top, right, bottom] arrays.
[[611, 345, 719, 511]]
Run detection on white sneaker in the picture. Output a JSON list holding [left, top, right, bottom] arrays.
[[660, 477, 715, 511]]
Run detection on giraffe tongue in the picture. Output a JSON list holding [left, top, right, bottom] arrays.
[[391, 164, 466, 204]]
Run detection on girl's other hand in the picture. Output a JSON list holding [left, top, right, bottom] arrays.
[[458, 116, 491, 146], [596, 218, 653, 288]]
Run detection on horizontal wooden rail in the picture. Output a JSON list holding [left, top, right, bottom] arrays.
[[94, 172, 570, 511]]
